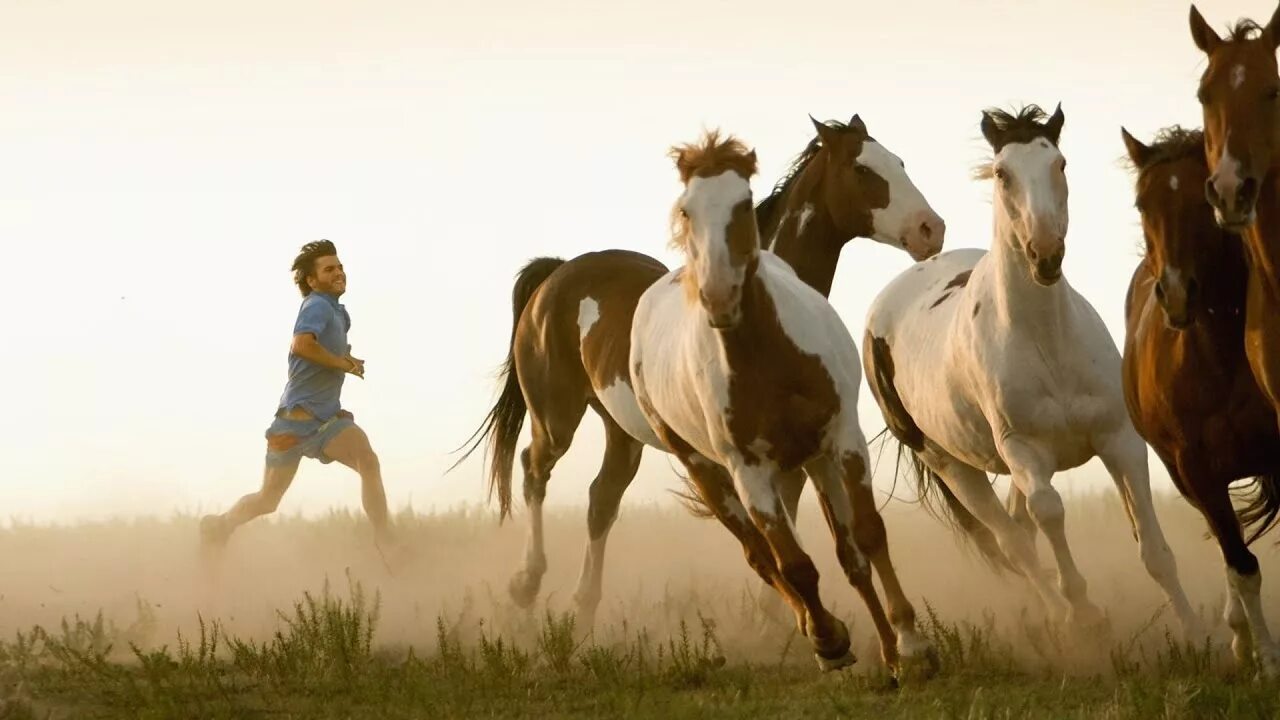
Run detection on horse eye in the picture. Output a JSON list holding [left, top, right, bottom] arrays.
[[1268, 87, 1280, 101], [995, 168, 1008, 182], [854, 164, 870, 175]]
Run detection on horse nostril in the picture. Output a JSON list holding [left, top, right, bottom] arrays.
[[1186, 277, 1199, 303], [1155, 280, 1166, 303], [1205, 178, 1222, 207], [1027, 247, 1040, 262], [1240, 177, 1259, 205], [919, 221, 932, 241]]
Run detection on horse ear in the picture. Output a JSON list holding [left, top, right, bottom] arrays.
[[1189, 5, 1222, 54], [1044, 103, 1065, 145], [980, 111, 1002, 150], [1120, 127, 1153, 168], [1265, 0, 1280, 49], [848, 114, 868, 135], [746, 149, 759, 176], [810, 115, 840, 148]]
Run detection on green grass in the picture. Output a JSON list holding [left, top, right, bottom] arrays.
[[0, 576, 1276, 720]]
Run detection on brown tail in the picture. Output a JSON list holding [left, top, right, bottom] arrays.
[[450, 256, 566, 522], [1235, 471, 1280, 546], [670, 470, 717, 520], [863, 332, 1017, 575]]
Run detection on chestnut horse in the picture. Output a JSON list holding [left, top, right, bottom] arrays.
[[1188, 2, 1280, 676], [630, 129, 932, 673], [454, 115, 944, 629], [1119, 123, 1280, 675]]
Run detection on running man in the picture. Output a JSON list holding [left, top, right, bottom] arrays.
[[200, 239, 400, 554]]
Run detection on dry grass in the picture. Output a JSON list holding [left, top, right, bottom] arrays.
[[0, 490, 1276, 717]]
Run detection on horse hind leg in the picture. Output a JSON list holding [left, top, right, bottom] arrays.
[[570, 408, 643, 627], [509, 397, 587, 609]]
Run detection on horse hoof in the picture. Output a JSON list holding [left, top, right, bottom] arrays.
[[1254, 645, 1280, 681], [896, 645, 941, 683], [815, 649, 857, 672], [1068, 606, 1112, 640], [508, 571, 541, 609]]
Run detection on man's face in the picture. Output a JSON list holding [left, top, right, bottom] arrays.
[[307, 255, 346, 296]]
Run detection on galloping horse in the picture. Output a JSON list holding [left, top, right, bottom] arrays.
[[454, 115, 944, 628], [630, 129, 932, 673], [1119, 123, 1280, 675], [862, 105, 1200, 636], [1188, 1, 1280, 675]]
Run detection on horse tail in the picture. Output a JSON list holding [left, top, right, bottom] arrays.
[[671, 471, 718, 520], [863, 332, 1016, 575], [1235, 471, 1280, 546], [450, 256, 566, 522]]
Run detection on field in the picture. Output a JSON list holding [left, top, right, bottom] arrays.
[[1, 489, 1279, 719]]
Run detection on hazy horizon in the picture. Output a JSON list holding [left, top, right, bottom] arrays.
[[3, 0, 1271, 524]]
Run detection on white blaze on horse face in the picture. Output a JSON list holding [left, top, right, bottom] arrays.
[[681, 170, 753, 325], [860, 140, 944, 260], [1231, 64, 1246, 90], [995, 139, 1068, 261]]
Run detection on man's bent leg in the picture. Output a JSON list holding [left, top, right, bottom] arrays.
[[321, 424, 395, 544], [201, 456, 301, 548]]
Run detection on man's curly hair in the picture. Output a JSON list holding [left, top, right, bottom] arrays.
[[291, 239, 338, 296]]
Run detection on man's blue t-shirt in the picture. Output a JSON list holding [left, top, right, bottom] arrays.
[[277, 291, 351, 421]]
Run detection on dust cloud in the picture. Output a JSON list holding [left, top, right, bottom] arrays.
[[0, 485, 1274, 671]]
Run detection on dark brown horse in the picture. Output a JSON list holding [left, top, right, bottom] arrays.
[[454, 115, 945, 631], [1120, 123, 1280, 675]]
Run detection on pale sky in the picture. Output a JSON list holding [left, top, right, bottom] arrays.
[[2, 0, 1269, 523]]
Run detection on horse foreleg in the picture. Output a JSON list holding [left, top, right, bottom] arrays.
[[1097, 430, 1202, 639], [755, 469, 806, 623], [1191, 471, 1280, 677], [806, 432, 934, 679], [730, 462, 853, 671], [1003, 442, 1105, 631]]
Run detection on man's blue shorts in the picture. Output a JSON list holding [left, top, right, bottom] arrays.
[[264, 410, 356, 467]]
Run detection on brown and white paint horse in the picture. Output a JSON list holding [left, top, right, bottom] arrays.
[[1188, 1, 1280, 676], [864, 105, 1200, 637], [1119, 123, 1280, 676], [630, 130, 932, 672], [454, 116, 944, 632]]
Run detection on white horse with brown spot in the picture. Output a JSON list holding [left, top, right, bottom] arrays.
[[630, 129, 934, 674], [862, 104, 1201, 638]]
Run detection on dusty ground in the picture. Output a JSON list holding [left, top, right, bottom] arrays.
[[1, 485, 1269, 666]]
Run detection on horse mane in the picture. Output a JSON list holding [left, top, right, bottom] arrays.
[[1125, 126, 1206, 174], [972, 104, 1059, 180], [755, 119, 868, 231], [667, 129, 757, 184], [1228, 18, 1265, 42]]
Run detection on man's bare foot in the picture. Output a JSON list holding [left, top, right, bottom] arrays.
[[200, 514, 232, 551]]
